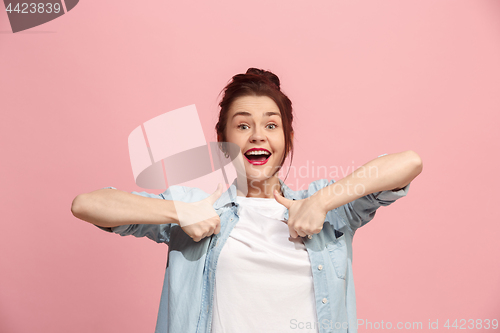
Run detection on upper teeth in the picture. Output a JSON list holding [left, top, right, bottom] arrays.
[[246, 150, 270, 155]]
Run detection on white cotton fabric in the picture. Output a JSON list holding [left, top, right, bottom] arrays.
[[211, 195, 318, 333]]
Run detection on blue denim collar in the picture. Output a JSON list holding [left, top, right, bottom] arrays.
[[213, 177, 302, 211]]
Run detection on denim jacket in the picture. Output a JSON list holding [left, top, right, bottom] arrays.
[[96, 177, 410, 333]]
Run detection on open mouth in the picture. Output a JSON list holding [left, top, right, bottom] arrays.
[[244, 149, 271, 165]]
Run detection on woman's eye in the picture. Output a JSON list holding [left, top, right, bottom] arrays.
[[238, 124, 277, 130]]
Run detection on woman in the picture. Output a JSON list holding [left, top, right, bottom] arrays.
[[71, 68, 422, 333]]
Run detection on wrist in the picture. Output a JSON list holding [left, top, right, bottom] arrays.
[[311, 190, 330, 215], [164, 200, 180, 225]]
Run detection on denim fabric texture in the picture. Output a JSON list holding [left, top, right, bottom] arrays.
[[96, 174, 410, 333]]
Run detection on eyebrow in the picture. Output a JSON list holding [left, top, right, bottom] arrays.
[[231, 111, 281, 119]]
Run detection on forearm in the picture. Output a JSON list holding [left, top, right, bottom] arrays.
[[313, 150, 423, 212], [71, 189, 179, 228]]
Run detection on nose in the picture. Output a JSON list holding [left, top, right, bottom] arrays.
[[249, 127, 266, 143]]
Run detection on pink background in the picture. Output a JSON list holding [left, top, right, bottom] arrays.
[[1, 0, 499, 332]]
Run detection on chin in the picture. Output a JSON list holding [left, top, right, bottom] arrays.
[[245, 171, 277, 182]]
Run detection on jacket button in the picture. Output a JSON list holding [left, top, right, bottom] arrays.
[[307, 235, 312, 239], [318, 265, 323, 270], [322, 298, 328, 304]]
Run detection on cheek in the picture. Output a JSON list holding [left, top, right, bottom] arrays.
[[224, 131, 245, 150], [223, 127, 236, 142], [273, 133, 286, 150]]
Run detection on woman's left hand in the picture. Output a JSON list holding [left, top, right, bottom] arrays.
[[273, 190, 328, 238]]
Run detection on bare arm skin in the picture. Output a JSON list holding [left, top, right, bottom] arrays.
[[314, 150, 423, 213], [71, 189, 178, 228], [71, 184, 224, 242]]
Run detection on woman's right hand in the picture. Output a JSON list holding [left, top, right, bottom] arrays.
[[175, 183, 224, 242]]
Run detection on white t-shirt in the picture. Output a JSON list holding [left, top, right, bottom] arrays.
[[211, 196, 318, 333]]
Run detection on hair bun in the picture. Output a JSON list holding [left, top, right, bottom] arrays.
[[246, 67, 281, 90]]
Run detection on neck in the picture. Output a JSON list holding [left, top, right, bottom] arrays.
[[236, 175, 282, 198]]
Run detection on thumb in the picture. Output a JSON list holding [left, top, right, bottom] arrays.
[[273, 189, 293, 208], [206, 183, 224, 205]]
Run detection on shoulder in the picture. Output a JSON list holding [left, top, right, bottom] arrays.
[[158, 185, 210, 202], [280, 178, 334, 200], [302, 178, 335, 198]]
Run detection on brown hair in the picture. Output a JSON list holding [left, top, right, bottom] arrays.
[[215, 68, 294, 181]]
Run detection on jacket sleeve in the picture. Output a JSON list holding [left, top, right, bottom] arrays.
[[338, 183, 411, 231], [333, 153, 411, 232], [93, 186, 182, 245]]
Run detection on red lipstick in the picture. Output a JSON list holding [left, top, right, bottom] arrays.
[[244, 148, 271, 165]]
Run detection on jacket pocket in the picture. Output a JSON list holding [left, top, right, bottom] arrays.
[[326, 235, 347, 280]]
